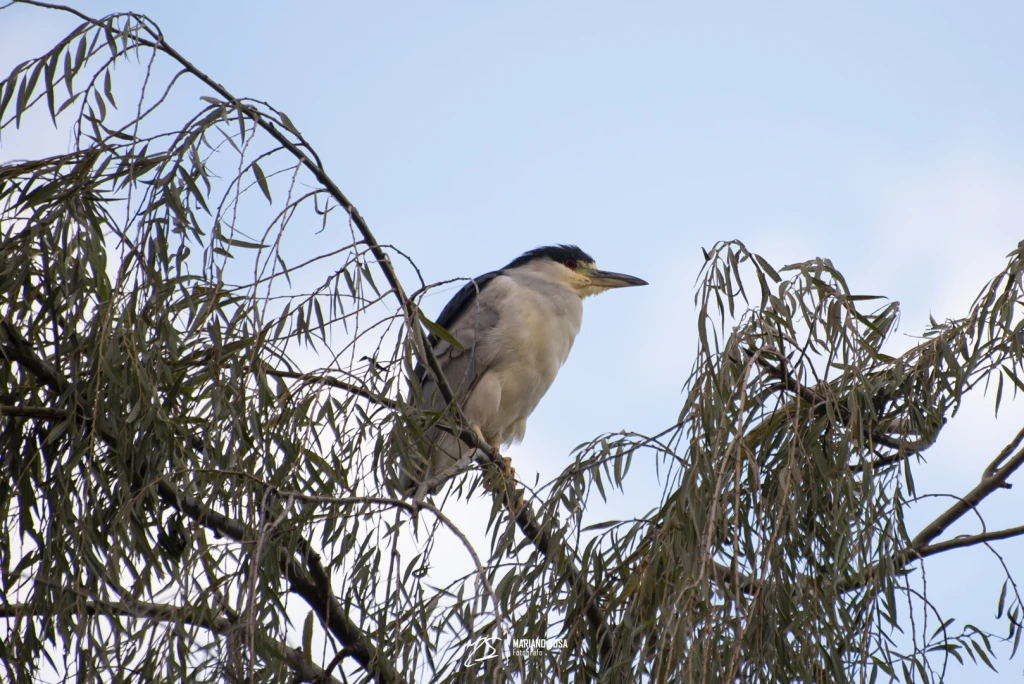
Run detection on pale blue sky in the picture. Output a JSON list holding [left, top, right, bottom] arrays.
[[3, 2, 1024, 680]]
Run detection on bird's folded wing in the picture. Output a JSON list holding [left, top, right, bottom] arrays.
[[414, 272, 505, 402], [422, 288, 502, 405]]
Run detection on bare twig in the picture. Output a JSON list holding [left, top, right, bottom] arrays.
[[911, 442, 1024, 549], [838, 430, 1024, 593], [983, 424, 1024, 479], [915, 524, 1024, 559], [264, 366, 396, 409]]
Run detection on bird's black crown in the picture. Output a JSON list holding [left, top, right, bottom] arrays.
[[503, 244, 594, 271]]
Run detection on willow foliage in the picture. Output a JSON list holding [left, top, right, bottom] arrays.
[[1, 4, 1022, 683]]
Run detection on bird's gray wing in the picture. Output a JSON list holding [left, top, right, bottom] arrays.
[[414, 271, 501, 386], [398, 274, 504, 494], [418, 275, 502, 410]]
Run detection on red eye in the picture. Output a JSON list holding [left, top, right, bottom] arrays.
[[563, 258, 578, 270]]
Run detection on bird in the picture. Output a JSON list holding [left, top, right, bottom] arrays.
[[394, 244, 647, 499]]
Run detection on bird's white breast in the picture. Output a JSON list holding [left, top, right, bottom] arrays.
[[470, 273, 583, 442]]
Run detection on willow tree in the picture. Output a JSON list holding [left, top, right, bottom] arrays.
[[1, 4, 1022, 683]]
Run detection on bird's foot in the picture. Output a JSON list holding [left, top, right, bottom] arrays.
[[482, 435, 514, 476], [508, 487, 526, 514], [478, 440, 524, 511]]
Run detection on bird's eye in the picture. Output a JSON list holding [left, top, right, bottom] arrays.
[[563, 259, 578, 270]]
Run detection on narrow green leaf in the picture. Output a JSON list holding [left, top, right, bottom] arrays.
[[57, 46, 74, 99], [44, 59, 56, 124], [229, 238, 270, 250], [279, 111, 299, 135], [15, 77, 29, 127], [0, 79, 15, 122], [251, 162, 271, 203], [104, 25, 118, 59], [25, 57, 44, 110], [754, 253, 781, 282], [302, 611, 314, 663], [418, 310, 463, 351], [74, 35, 88, 69], [93, 88, 106, 120], [103, 69, 116, 108], [55, 91, 82, 117]]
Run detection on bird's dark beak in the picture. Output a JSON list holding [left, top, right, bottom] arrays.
[[588, 269, 648, 289]]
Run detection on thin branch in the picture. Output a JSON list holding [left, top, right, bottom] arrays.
[[0, 319, 68, 394], [750, 351, 904, 453], [915, 524, 1024, 559], [839, 432, 1024, 593], [983, 424, 1024, 479], [911, 443, 1024, 549], [155, 480, 406, 684], [419, 499, 507, 678], [130, 28, 613, 661], [0, 598, 342, 684], [0, 404, 66, 420], [0, 596, 230, 630], [264, 366, 396, 409]]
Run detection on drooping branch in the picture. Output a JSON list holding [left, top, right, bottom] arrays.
[[0, 404, 67, 420], [263, 365, 397, 409], [748, 350, 904, 453], [0, 316, 407, 684], [0, 597, 342, 684]]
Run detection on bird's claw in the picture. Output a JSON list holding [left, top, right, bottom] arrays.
[[477, 440, 523, 510]]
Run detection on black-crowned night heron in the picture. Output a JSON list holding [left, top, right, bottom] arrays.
[[396, 245, 647, 498]]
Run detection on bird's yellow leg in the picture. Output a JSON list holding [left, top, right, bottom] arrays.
[[471, 422, 487, 445], [470, 423, 512, 475]]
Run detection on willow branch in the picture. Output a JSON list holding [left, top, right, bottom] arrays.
[[264, 366, 396, 409], [0, 404, 67, 420], [911, 440, 1024, 549], [0, 597, 342, 684], [915, 524, 1024, 559], [839, 430, 1024, 592], [750, 352, 903, 453], [0, 316, 406, 684]]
